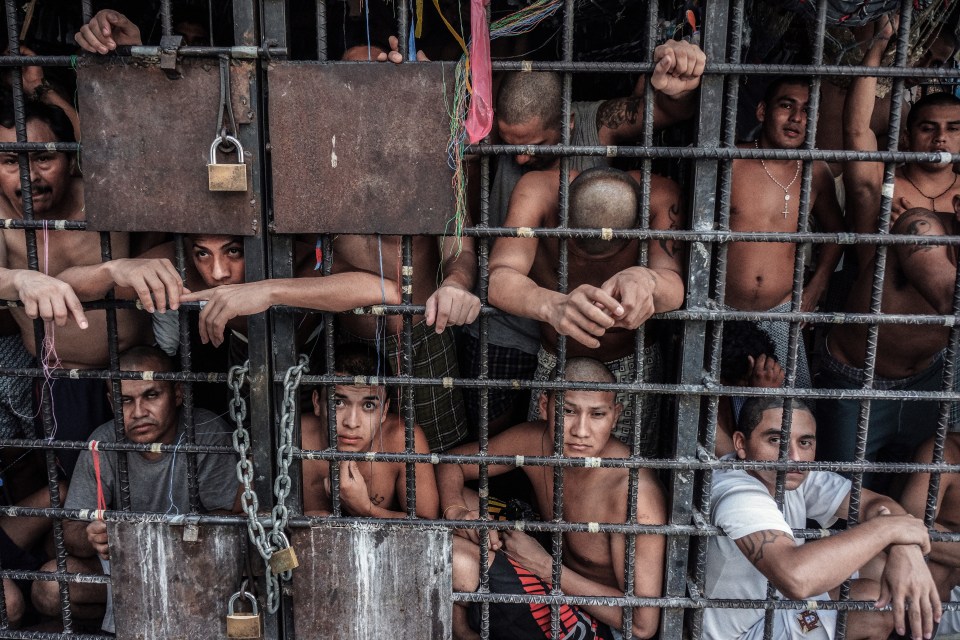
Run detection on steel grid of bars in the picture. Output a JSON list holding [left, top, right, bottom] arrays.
[[0, 0, 954, 639]]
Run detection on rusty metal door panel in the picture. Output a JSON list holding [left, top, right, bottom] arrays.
[[268, 62, 456, 235], [108, 522, 246, 639], [291, 524, 452, 638], [76, 58, 260, 235]]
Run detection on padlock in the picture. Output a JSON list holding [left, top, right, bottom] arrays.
[[208, 135, 247, 192], [226, 590, 262, 639], [268, 544, 299, 574]]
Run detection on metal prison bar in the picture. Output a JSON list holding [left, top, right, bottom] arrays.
[[0, 0, 954, 639]]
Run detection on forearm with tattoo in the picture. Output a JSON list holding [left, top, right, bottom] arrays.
[[738, 529, 790, 564]]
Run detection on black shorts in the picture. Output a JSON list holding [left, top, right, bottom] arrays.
[[467, 551, 614, 640]]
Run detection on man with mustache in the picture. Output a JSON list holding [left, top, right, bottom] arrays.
[[726, 77, 845, 388], [31, 346, 241, 624], [0, 100, 181, 479]]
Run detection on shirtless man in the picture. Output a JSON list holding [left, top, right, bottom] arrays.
[[440, 357, 666, 640], [300, 342, 438, 518], [182, 228, 478, 453], [816, 201, 959, 492], [727, 77, 845, 388], [489, 166, 683, 456], [844, 17, 960, 268], [461, 39, 704, 435], [0, 100, 182, 476], [817, 20, 957, 177], [705, 397, 940, 640]]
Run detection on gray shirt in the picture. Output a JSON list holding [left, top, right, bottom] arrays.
[[66, 408, 239, 514]]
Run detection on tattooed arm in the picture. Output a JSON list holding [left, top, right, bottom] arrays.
[[891, 208, 956, 314], [733, 513, 930, 600]]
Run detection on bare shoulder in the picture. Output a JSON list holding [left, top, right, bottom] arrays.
[[506, 169, 571, 227], [488, 420, 552, 456], [892, 208, 950, 237], [649, 171, 681, 198], [514, 168, 562, 196], [939, 434, 960, 466], [377, 415, 429, 453]]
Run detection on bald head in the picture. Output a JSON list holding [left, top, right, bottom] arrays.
[[118, 345, 175, 373], [496, 72, 563, 132], [569, 168, 640, 254], [558, 357, 615, 385]]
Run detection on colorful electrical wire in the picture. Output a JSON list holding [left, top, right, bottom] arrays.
[[445, 0, 563, 246]]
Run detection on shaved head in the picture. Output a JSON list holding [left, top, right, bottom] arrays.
[[569, 168, 640, 254], [496, 72, 563, 132], [558, 357, 615, 385]]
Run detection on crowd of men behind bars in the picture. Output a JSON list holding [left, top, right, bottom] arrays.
[[0, 1, 956, 639]]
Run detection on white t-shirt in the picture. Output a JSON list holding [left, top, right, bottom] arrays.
[[701, 459, 851, 640]]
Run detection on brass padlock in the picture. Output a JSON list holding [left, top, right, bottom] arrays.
[[208, 135, 247, 192], [268, 544, 299, 574], [226, 590, 261, 639]]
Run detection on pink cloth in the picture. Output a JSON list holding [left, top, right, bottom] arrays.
[[465, 0, 492, 144]]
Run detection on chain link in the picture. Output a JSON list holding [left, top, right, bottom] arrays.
[[269, 355, 310, 558], [228, 362, 281, 612], [228, 357, 309, 614]]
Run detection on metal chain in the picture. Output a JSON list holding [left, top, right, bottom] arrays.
[[268, 355, 310, 558], [228, 361, 280, 613], [228, 356, 308, 613]]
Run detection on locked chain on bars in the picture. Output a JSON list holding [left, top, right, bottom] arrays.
[[228, 362, 280, 613], [228, 357, 309, 614], [269, 355, 310, 569]]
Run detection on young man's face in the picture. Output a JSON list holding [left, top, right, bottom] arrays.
[[733, 407, 816, 493], [0, 119, 72, 217], [906, 104, 960, 156], [497, 116, 563, 171], [539, 389, 620, 458], [114, 378, 183, 447], [312, 384, 390, 452], [756, 83, 809, 150], [188, 235, 245, 288]]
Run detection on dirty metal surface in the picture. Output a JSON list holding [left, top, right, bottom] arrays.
[[76, 58, 259, 235], [269, 62, 456, 235], [109, 522, 246, 640], [291, 524, 452, 639]]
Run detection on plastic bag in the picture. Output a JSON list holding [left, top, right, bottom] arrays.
[[465, 0, 493, 144]]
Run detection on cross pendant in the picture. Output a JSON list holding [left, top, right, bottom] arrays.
[[782, 194, 790, 217]]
